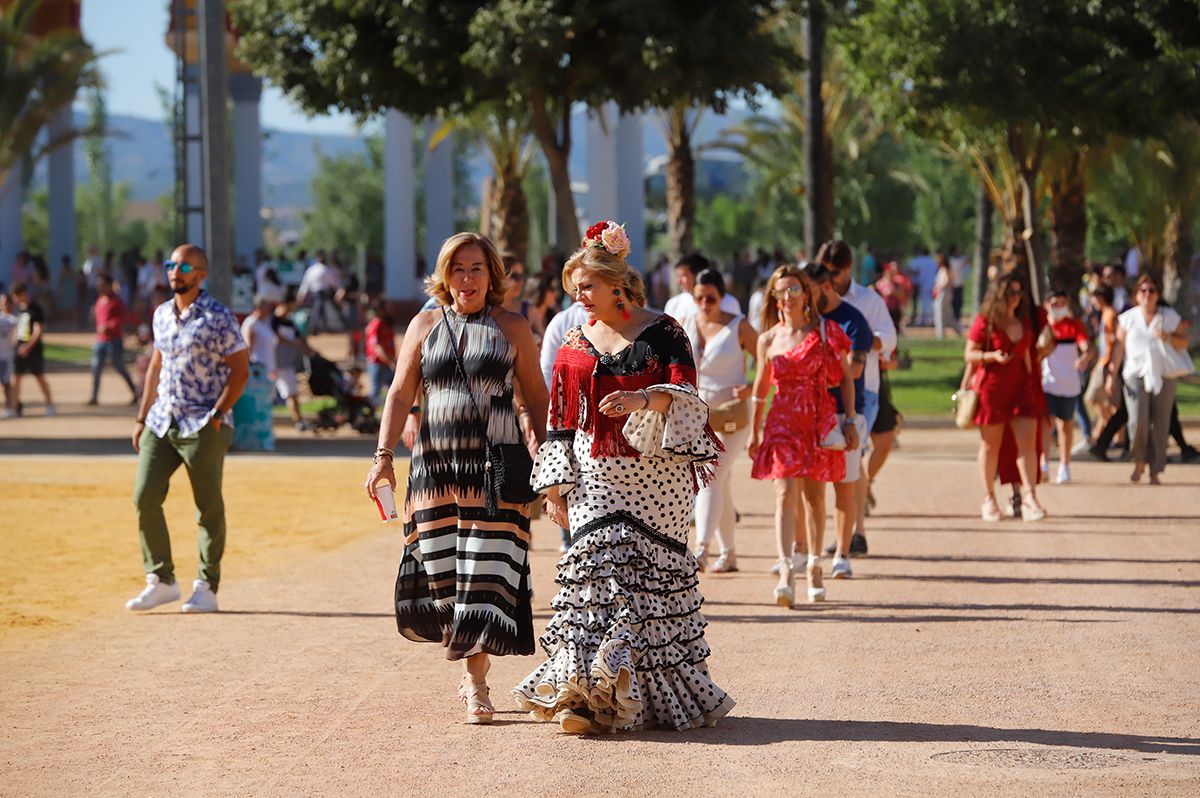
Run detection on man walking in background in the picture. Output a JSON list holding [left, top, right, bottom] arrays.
[[127, 244, 249, 614], [88, 274, 139, 406]]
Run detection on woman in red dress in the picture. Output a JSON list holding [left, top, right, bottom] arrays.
[[749, 264, 857, 607], [964, 270, 1047, 522]]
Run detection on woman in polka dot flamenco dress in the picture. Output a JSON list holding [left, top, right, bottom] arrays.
[[513, 222, 735, 734]]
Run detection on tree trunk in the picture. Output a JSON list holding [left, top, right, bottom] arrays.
[[665, 113, 694, 263], [973, 169, 993, 312], [1048, 149, 1088, 295], [1163, 208, 1193, 323], [492, 167, 529, 267], [529, 90, 579, 254], [820, 121, 835, 244], [802, 2, 829, 255]]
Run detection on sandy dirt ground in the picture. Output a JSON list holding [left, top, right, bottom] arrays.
[[1, 333, 1198, 796]]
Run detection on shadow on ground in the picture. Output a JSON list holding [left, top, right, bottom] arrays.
[[592, 718, 1200, 754]]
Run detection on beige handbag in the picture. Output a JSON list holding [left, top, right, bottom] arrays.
[[709, 395, 750, 433], [953, 321, 990, 430]]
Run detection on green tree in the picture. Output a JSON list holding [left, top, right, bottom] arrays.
[[843, 0, 1200, 298], [0, 0, 102, 190], [301, 137, 385, 257], [633, 2, 799, 260], [233, 0, 800, 260]]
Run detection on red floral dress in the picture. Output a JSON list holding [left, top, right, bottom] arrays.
[[751, 319, 849, 482]]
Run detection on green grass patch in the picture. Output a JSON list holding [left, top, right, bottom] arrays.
[[43, 341, 94, 365], [888, 336, 1200, 417]]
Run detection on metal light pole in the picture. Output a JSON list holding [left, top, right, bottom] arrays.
[[197, 0, 231, 304]]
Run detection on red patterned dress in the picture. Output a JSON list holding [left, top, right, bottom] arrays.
[[751, 319, 849, 482]]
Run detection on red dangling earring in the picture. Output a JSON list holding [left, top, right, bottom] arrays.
[[615, 288, 630, 320]]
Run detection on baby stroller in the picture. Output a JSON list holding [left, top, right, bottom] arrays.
[[304, 353, 379, 435]]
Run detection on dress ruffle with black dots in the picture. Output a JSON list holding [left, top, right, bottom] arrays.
[[514, 382, 735, 732]]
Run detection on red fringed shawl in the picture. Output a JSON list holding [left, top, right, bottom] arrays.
[[549, 316, 722, 470]]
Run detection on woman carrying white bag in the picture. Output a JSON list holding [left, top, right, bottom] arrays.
[[1108, 274, 1193, 484]]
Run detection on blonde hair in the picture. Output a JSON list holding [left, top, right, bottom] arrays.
[[561, 245, 647, 308], [424, 232, 508, 307], [760, 263, 820, 330]]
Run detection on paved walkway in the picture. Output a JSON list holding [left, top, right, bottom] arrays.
[[1, 333, 1198, 795]]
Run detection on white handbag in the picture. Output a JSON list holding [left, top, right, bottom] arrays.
[[817, 320, 848, 451], [1160, 339, 1195, 379]]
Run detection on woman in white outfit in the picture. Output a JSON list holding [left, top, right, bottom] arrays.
[[1108, 274, 1191, 484], [685, 269, 758, 573]]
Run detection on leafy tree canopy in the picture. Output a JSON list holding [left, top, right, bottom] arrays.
[[842, 0, 1200, 142]]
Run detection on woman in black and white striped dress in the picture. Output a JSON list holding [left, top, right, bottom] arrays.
[[365, 232, 548, 724]]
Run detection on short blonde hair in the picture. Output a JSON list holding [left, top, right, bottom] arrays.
[[562, 246, 647, 307], [424, 232, 507, 307]]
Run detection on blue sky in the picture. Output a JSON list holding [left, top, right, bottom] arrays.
[[81, 0, 361, 135]]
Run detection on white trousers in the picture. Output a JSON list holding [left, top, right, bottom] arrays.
[[695, 425, 752, 553]]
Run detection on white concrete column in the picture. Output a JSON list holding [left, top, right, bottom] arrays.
[[587, 102, 619, 226], [384, 110, 417, 300], [48, 105, 77, 275], [184, 64, 205, 245], [423, 118, 454, 272], [230, 74, 263, 262], [0, 172, 23, 289], [616, 112, 646, 271]]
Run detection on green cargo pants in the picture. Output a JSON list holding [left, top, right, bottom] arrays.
[[133, 421, 233, 591]]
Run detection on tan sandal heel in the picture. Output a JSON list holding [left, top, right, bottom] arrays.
[[464, 683, 494, 724]]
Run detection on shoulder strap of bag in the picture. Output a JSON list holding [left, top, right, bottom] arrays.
[[440, 306, 493, 447]]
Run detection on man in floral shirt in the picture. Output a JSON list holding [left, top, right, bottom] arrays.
[[127, 244, 249, 614]]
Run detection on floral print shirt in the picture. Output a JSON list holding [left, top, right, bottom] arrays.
[[146, 292, 246, 437]]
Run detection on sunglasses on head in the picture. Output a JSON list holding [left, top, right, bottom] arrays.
[[163, 260, 195, 274]]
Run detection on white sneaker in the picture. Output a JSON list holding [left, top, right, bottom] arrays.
[[44, 405, 57, 417], [1, 410, 15, 419], [1071, 439, 1089, 456], [1056, 465, 1071, 484], [180, 579, 219, 613], [831, 555, 853, 579], [125, 574, 181, 611]]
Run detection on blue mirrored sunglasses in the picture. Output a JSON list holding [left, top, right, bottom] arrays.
[[163, 260, 194, 274]]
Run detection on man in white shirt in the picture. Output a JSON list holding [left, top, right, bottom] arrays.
[[297, 253, 343, 333], [830, 243, 897, 556], [663, 252, 740, 322]]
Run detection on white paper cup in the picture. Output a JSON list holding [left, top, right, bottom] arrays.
[[373, 483, 399, 522]]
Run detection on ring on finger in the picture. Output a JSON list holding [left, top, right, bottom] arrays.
[[615, 403, 624, 413]]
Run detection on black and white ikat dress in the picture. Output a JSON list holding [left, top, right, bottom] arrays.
[[393, 306, 534, 660], [513, 315, 736, 731]]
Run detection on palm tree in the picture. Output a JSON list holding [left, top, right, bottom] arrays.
[[435, 105, 535, 265], [1091, 124, 1200, 319], [0, 0, 101, 194]]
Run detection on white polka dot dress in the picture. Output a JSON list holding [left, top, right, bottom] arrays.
[[512, 317, 735, 732]]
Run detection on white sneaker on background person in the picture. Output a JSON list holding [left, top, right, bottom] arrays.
[[125, 574, 181, 611], [1056, 464, 1072, 484], [44, 404, 57, 417], [831, 555, 853, 579], [180, 580, 219, 613], [1071, 439, 1089, 456]]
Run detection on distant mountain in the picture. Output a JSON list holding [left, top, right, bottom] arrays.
[[33, 105, 758, 210]]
